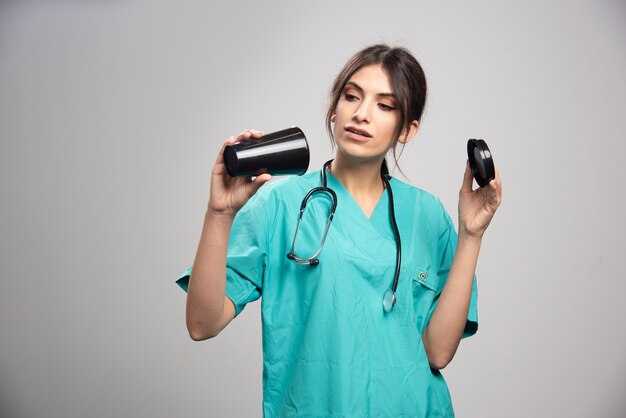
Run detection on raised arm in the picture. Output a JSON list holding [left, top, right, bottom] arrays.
[[422, 161, 502, 369], [185, 130, 271, 341]]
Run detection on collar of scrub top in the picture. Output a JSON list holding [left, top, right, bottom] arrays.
[[286, 159, 402, 313]]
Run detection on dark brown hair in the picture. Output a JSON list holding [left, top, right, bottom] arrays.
[[325, 44, 427, 172]]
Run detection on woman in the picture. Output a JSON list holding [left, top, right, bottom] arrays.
[[177, 44, 502, 417]]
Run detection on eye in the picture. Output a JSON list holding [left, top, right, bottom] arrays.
[[378, 103, 396, 111], [343, 92, 359, 102]]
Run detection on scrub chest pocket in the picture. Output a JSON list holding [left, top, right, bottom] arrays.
[[408, 264, 440, 335]]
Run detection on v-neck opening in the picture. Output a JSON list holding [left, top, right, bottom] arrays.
[[326, 169, 389, 222]]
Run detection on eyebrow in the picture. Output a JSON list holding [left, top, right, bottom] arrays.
[[345, 81, 397, 100]]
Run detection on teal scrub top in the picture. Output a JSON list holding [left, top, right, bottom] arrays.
[[177, 169, 478, 418]]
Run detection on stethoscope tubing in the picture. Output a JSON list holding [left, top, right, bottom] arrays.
[[383, 174, 402, 297], [287, 159, 402, 312]]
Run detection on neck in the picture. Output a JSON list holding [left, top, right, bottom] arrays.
[[329, 154, 385, 196]]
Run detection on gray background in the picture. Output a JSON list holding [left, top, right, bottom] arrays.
[[1, 1, 625, 417]]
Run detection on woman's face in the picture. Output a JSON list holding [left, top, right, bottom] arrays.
[[332, 64, 408, 164]]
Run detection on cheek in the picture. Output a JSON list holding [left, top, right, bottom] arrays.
[[334, 101, 349, 117], [381, 117, 400, 137]]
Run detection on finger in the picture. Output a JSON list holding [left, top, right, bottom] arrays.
[[236, 130, 254, 141], [494, 167, 502, 188], [246, 173, 272, 196], [460, 160, 474, 192], [255, 173, 272, 184], [249, 129, 266, 138], [489, 167, 502, 206], [483, 168, 500, 204], [224, 136, 237, 147], [488, 167, 502, 191]]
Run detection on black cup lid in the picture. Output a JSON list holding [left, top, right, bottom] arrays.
[[467, 139, 495, 188]]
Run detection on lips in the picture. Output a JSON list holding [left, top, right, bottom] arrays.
[[344, 126, 372, 138]]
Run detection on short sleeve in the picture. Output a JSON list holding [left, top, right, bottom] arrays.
[[426, 200, 479, 339], [176, 266, 193, 292], [175, 189, 272, 317]]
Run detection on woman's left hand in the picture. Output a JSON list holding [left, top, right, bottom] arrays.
[[458, 160, 502, 240]]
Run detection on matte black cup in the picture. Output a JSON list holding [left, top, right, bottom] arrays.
[[223, 127, 310, 177]]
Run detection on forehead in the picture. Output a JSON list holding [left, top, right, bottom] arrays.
[[346, 64, 393, 94]]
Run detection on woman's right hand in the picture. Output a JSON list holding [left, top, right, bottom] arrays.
[[207, 129, 272, 216]]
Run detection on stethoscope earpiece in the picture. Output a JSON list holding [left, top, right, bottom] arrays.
[[287, 252, 320, 266]]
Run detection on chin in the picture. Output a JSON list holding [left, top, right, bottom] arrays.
[[336, 145, 385, 164]]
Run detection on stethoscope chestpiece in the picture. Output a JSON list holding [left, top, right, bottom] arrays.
[[467, 139, 495, 188], [382, 289, 396, 313]]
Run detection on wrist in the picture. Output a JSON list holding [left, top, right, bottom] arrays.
[[205, 206, 237, 222], [457, 229, 483, 247]]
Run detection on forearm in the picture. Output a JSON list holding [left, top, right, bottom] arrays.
[[422, 235, 481, 369], [186, 209, 236, 340]]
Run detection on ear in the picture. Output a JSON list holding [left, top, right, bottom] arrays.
[[330, 113, 336, 123], [398, 120, 419, 144]]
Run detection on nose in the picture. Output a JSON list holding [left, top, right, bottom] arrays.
[[353, 100, 372, 123]]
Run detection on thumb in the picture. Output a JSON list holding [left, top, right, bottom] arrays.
[[246, 173, 272, 197], [461, 160, 474, 192]]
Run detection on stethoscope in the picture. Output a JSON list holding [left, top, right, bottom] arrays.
[[287, 159, 402, 313]]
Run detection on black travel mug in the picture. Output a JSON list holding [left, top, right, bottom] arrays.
[[223, 127, 310, 177]]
